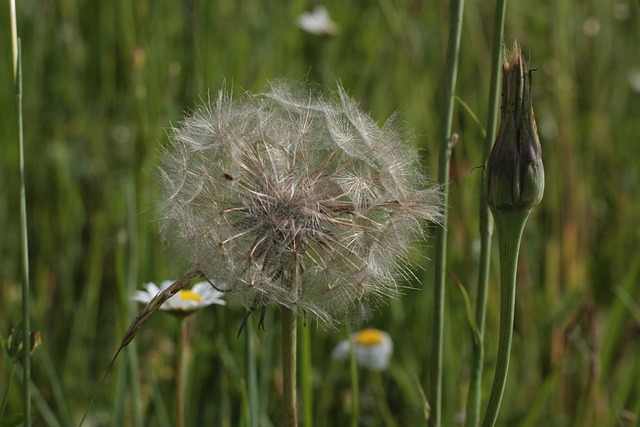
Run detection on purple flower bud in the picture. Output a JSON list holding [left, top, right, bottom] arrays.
[[486, 44, 544, 213]]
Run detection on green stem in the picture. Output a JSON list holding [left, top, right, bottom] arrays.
[[431, 0, 464, 425], [466, 0, 508, 425], [281, 308, 298, 427], [481, 210, 529, 427], [315, 360, 341, 426], [300, 319, 313, 427], [217, 309, 232, 427], [246, 316, 259, 427], [348, 326, 359, 427], [177, 316, 191, 427], [126, 342, 144, 427], [370, 371, 397, 427], [0, 370, 15, 419], [11, 2, 31, 423], [125, 175, 144, 427]]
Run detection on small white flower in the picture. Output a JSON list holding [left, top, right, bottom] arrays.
[[297, 5, 339, 36], [131, 280, 226, 314], [331, 328, 393, 371]]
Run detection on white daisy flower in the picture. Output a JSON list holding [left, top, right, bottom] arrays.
[[131, 280, 226, 314], [297, 5, 339, 36], [331, 328, 393, 371]]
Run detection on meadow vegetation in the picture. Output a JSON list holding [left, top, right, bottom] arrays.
[[1, 1, 639, 426]]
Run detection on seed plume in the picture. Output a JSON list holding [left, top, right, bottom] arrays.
[[159, 82, 442, 324]]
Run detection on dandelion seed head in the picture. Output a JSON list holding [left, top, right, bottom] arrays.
[[159, 81, 442, 324]]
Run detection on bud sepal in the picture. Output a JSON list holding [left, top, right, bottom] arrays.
[[486, 44, 544, 214]]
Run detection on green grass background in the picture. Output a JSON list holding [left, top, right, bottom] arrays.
[[1, 0, 640, 426]]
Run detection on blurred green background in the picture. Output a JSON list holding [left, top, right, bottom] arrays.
[[1, 0, 639, 426]]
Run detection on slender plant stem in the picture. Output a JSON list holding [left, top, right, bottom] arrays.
[[348, 327, 359, 427], [246, 316, 259, 427], [11, 1, 31, 424], [466, 0, 508, 425], [0, 370, 15, 419], [431, 0, 464, 425], [217, 309, 231, 427], [281, 307, 298, 427], [125, 177, 144, 427], [370, 371, 397, 427], [300, 319, 313, 427], [481, 210, 529, 427], [177, 316, 191, 427]]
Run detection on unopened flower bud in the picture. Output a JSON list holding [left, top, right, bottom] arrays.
[[5, 323, 41, 364], [486, 44, 544, 213]]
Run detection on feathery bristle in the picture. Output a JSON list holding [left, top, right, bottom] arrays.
[[159, 81, 443, 324]]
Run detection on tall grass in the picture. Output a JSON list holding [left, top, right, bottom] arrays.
[[1, 1, 640, 426], [9, 0, 32, 425]]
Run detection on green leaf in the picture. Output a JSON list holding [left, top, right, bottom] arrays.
[[450, 273, 481, 347], [455, 95, 486, 139]]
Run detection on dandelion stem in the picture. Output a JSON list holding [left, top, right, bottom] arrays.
[[246, 317, 259, 427], [177, 317, 191, 427], [281, 307, 298, 427], [300, 320, 313, 427], [466, 0, 507, 425], [431, 0, 464, 425], [481, 210, 529, 427]]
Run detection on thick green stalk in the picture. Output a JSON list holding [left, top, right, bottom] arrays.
[[431, 0, 464, 425], [281, 308, 298, 427], [481, 210, 528, 427], [466, 0, 508, 425], [482, 42, 544, 427]]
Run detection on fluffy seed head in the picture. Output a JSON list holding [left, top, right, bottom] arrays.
[[159, 82, 442, 324]]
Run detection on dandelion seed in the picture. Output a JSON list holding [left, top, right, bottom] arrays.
[[159, 81, 442, 324]]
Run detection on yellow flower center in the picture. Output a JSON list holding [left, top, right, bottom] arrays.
[[355, 328, 384, 347], [179, 290, 202, 302]]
